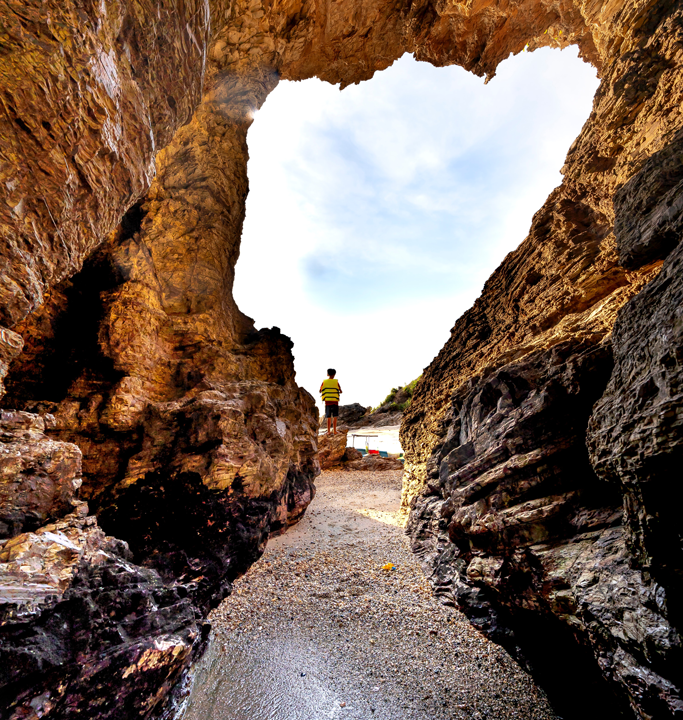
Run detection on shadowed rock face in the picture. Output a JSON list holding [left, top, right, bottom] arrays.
[[401, 0, 683, 717], [0, 0, 682, 716], [407, 338, 680, 718]]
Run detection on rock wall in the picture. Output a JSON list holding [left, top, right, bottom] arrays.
[[0, 0, 682, 716], [0, 6, 320, 718], [403, 0, 683, 717]]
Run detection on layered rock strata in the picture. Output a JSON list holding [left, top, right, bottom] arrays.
[[0, 78, 319, 720], [403, 0, 683, 717], [0, 0, 681, 717], [0, 7, 320, 717]]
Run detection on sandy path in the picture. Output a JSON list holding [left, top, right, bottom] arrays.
[[179, 470, 557, 720]]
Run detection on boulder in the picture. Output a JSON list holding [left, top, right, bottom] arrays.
[[319, 403, 368, 428], [346, 455, 403, 471], [317, 429, 349, 469], [342, 447, 363, 462]]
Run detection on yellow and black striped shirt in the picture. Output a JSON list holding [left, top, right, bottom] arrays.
[[320, 378, 341, 403]]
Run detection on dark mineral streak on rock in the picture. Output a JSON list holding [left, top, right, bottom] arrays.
[[588, 238, 683, 629], [0, 514, 208, 719]]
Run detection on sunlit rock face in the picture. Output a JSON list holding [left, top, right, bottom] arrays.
[[402, 0, 683, 717], [0, 6, 320, 717], [0, 0, 682, 716]]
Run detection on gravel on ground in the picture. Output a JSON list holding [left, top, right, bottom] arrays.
[[180, 470, 558, 720]]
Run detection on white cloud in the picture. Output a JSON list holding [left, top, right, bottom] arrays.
[[234, 47, 599, 410]]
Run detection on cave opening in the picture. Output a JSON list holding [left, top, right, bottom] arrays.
[[234, 48, 600, 415], [1, 246, 124, 408], [181, 47, 628, 720]]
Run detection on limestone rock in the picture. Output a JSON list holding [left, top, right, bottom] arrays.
[[401, 2, 683, 718], [317, 429, 350, 470], [0, 410, 81, 538], [0, 0, 681, 715], [587, 237, 683, 593], [361, 410, 404, 428], [399, 0, 683, 715], [0, 503, 110, 609], [0, 36, 318, 717], [0, 0, 210, 329], [407, 337, 682, 717], [0, 328, 23, 398], [0, 505, 205, 719], [346, 455, 403, 471], [613, 127, 683, 269]]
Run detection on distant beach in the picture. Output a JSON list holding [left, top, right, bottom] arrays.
[[345, 425, 402, 455]]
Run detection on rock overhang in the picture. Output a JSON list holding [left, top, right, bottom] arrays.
[[0, 0, 682, 717]]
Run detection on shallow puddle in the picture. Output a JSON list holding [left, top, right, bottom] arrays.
[[181, 635, 341, 720]]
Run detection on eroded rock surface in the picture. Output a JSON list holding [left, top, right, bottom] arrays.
[[0, 9, 321, 717], [0, 411, 81, 538], [0, 0, 682, 716], [588, 237, 683, 626], [402, 0, 683, 717], [317, 429, 401, 470], [317, 430, 351, 470], [0, 504, 205, 719]]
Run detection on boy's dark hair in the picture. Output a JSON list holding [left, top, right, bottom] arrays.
[[327, 368, 336, 377]]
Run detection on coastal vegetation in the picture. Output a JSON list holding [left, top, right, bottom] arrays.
[[373, 376, 421, 413]]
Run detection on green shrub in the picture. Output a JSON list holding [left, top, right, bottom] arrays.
[[403, 376, 421, 397], [381, 387, 399, 405], [370, 376, 421, 413]]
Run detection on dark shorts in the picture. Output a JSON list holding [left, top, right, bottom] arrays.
[[325, 404, 339, 418]]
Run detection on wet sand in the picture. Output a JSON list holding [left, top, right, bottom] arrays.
[[179, 470, 558, 720]]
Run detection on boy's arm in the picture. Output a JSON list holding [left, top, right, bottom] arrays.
[[338, 383, 342, 393]]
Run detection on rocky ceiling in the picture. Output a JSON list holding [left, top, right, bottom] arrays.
[[0, 0, 682, 718]]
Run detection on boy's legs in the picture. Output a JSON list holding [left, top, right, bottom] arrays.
[[332, 404, 339, 434], [327, 415, 332, 434]]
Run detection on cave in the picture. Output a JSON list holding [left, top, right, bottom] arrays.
[[0, 0, 682, 718]]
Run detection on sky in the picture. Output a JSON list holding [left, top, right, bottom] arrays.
[[233, 47, 600, 412]]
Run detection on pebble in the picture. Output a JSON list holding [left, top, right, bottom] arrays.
[[186, 470, 559, 720]]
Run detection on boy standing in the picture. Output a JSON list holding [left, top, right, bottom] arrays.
[[320, 369, 342, 435]]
